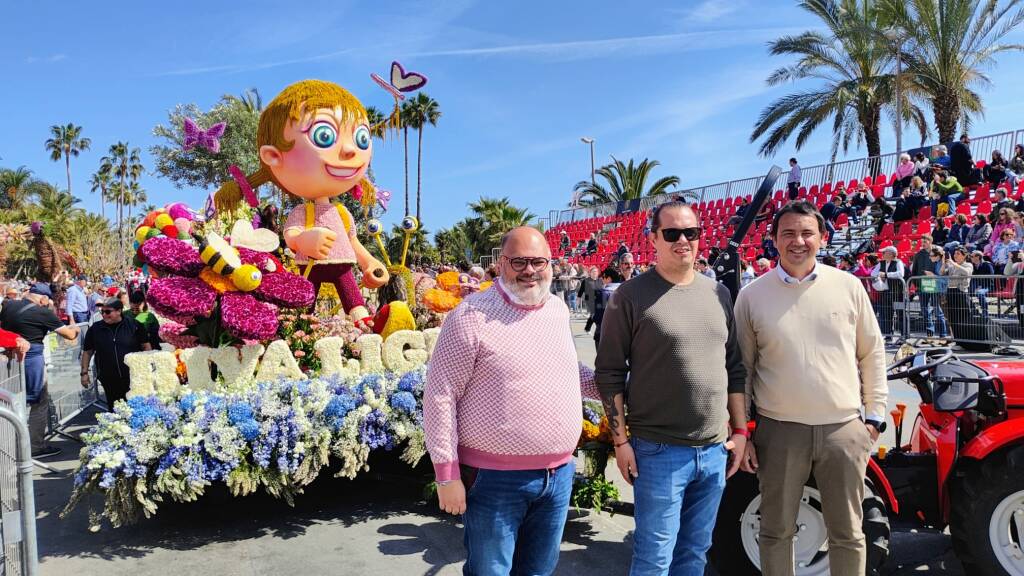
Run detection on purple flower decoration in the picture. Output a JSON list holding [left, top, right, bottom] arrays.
[[139, 236, 314, 343], [148, 277, 217, 319], [141, 237, 205, 277]]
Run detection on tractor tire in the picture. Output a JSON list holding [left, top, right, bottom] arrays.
[[708, 472, 890, 575], [950, 445, 1024, 576]]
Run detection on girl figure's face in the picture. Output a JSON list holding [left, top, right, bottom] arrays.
[[260, 107, 372, 201]]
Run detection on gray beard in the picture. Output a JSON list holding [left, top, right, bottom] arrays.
[[501, 277, 551, 306]]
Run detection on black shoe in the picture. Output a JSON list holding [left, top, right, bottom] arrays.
[[32, 445, 61, 459]]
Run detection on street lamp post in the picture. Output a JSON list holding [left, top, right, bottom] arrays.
[[580, 136, 595, 184]]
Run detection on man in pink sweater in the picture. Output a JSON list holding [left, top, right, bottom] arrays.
[[424, 226, 599, 576]]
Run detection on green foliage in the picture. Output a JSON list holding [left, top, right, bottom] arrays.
[[571, 475, 620, 514], [573, 157, 681, 206], [150, 89, 263, 190], [433, 197, 535, 264], [751, 0, 929, 160], [882, 0, 1024, 142]]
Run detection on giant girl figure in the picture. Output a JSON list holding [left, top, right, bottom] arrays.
[[215, 80, 390, 328]]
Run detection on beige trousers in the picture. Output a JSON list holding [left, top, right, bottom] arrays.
[[754, 416, 873, 576]]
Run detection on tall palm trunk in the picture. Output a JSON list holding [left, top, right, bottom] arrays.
[[416, 125, 423, 222], [65, 154, 72, 196], [860, 105, 883, 176], [403, 125, 410, 217], [100, 185, 106, 219], [933, 92, 960, 144]]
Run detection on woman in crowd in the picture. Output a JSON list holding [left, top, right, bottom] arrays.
[[931, 169, 964, 216], [966, 213, 993, 252], [987, 208, 1017, 256], [740, 260, 756, 288], [914, 152, 931, 179], [932, 217, 949, 246], [1010, 144, 1024, 181], [921, 247, 949, 340], [892, 152, 916, 196], [942, 247, 976, 337], [984, 149, 1017, 188], [971, 250, 997, 315], [990, 227, 1020, 268], [870, 246, 906, 340]]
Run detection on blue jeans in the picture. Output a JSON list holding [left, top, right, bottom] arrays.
[[921, 291, 947, 337], [24, 343, 45, 404], [463, 462, 575, 576], [72, 311, 90, 324], [567, 291, 577, 312], [630, 437, 728, 576]]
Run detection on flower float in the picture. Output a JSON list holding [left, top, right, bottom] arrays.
[[140, 232, 315, 343], [422, 271, 493, 313]]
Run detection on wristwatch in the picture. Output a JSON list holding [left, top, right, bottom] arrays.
[[865, 419, 887, 434]]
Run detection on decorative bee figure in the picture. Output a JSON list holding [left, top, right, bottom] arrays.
[[195, 232, 263, 292]]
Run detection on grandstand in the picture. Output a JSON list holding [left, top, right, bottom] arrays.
[[543, 129, 1024, 270]]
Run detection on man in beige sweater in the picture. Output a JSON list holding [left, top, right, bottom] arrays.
[[734, 201, 888, 576]]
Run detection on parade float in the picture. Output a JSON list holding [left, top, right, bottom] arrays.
[[63, 74, 614, 530]]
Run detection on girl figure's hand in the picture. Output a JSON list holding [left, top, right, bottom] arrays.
[[295, 227, 337, 259], [361, 260, 390, 289]]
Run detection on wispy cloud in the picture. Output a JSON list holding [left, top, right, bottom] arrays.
[[149, 49, 354, 77], [685, 0, 745, 24], [25, 53, 66, 64], [408, 26, 800, 61]]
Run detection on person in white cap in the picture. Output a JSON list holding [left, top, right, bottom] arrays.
[[870, 246, 905, 341]]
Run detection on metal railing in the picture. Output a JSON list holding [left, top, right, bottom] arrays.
[[857, 276, 912, 338], [43, 322, 102, 437], [0, 359, 39, 576], [904, 274, 1020, 349], [554, 129, 1024, 227]]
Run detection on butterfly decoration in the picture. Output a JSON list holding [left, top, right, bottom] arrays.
[[376, 189, 392, 212], [230, 219, 280, 254], [371, 61, 428, 101], [182, 118, 226, 153]]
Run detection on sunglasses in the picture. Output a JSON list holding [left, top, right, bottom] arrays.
[[502, 256, 551, 272], [100, 309, 118, 315], [659, 227, 702, 242]]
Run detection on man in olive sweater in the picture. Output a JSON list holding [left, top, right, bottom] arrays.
[[596, 201, 747, 575], [735, 201, 887, 576]]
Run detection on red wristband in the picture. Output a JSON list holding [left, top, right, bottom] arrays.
[[731, 427, 751, 438]]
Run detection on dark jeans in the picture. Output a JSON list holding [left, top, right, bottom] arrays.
[[630, 437, 727, 575], [462, 462, 575, 576], [877, 291, 904, 336], [99, 376, 130, 411], [787, 182, 800, 200]]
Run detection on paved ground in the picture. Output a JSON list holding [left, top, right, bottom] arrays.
[[33, 317, 966, 575]]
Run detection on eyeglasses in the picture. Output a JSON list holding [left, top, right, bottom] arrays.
[[501, 256, 551, 272], [658, 227, 702, 242], [100, 309, 117, 315]]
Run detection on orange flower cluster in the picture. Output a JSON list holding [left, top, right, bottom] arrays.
[[579, 417, 614, 446]]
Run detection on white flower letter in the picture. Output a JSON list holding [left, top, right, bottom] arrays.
[[381, 330, 428, 373], [124, 351, 181, 400], [355, 334, 384, 374], [315, 337, 360, 377], [179, 347, 215, 391], [210, 344, 264, 388], [255, 339, 307, 382]]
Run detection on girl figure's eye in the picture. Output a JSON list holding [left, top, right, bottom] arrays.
[[354, 125, 371, 151], [309, 122, 337, 148]]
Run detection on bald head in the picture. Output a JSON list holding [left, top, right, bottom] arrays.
[[500, 226, 551, 258], [499, 226, 552, 306]]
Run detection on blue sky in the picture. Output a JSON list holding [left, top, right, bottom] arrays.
[[4, 0, 1024, 235]]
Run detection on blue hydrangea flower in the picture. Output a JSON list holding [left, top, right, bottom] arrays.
[[397, 371, 422, 392], [359, 409, 394, 451], [390, 391, 417, 414]]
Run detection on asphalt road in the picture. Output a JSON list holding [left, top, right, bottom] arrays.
[[31, 316, 965, 575]]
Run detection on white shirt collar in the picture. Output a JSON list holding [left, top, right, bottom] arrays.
[[776, 261, 819, 285]]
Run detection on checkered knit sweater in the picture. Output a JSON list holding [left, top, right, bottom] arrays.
[[423, 281, 599, 482]]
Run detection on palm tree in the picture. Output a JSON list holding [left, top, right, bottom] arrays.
[[102, 142, 144, 248], [751, 0, 928, 162], [365, 106, 387, 139], [124, 181, 147, 228], [0, 166, 36, 211], [883, 0, 1024, 143], [34, 183, 83, 232], [88, 167, 112, 219], [572, 157, 681, 206], [399, 100, 415, 216], [408, 93, 442, 223], [469, 196, 536, 245], [44, 123, 91, 197]]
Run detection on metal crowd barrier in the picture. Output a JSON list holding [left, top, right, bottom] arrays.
[[904, 274, 1021, 349], [856, 276, 911, 339], [42, 322, 102, 438], [0, 358, 40, 576]]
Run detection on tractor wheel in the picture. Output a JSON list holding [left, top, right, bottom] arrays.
[[708, 472, 890, 576], [950, 445, 1024, 576]]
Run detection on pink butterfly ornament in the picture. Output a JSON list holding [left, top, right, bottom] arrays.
[[377, 189, 392, 212], [182, 118, 226, 153]]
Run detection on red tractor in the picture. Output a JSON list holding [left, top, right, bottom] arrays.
[[710, 347, 1024, 575]]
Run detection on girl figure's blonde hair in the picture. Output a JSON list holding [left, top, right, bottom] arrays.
[[214, 79, 375, 212]]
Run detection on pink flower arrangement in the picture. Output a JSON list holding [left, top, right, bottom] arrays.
[[140, 236, 315, 344]]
